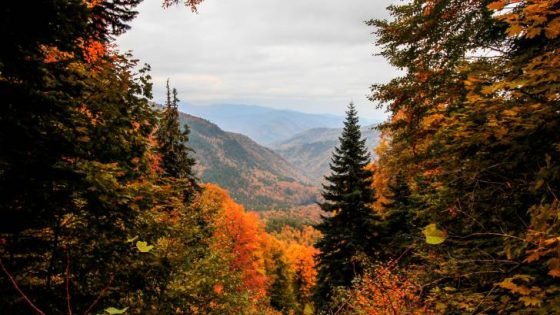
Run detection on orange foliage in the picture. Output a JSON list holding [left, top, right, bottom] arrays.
[[368, 162, 390, 214], [84, 0, 103, 8], [41, 45, 74, 64], [368, 137, 392, 214], [285, 243, 318, 300], [41, 37, 106, 65], [78, 38, 106, 64], [266, 225, 320, 305], [213, 283, 224, 295], [345, 265, 428, 315], [203, 184, 269, 302], [199, 185, 322, 312]]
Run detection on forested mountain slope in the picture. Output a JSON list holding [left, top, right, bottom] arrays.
[[272, 125, 380, 183], [179, 112, 318, 210]]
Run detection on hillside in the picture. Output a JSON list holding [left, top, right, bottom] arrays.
[[272, 125, 380, 183], [184, 104, 346, 145], [179, 112, 318, 210]]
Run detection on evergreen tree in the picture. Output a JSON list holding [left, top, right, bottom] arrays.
[[314, 103, 380, 309], [0, 44, 164, 313], [156, 80, 198, 194], [0, 2, 203, 312]]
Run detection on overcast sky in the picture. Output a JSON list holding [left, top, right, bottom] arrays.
[[117, 0, 400, 121]]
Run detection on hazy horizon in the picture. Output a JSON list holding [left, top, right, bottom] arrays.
[[116, 0, 399, 121]]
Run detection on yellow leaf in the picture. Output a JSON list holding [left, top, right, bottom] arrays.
[[136, 241, 154, 253], [105, 307, 129, 314], [422, 223, 447, 245]]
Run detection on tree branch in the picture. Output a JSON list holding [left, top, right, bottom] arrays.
[[0, 257, 46, 315], [65, 250, 73, 315], [82, 274, 115, 315]]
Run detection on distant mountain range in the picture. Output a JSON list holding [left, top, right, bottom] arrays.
[[179, 112, 318, 210], [271, 125, 380, 184], [184, 104, 374, 146], [171, 104, 380, 210]]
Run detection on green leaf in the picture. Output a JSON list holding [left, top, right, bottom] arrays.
[[136, 241, 154, 253], [126, 235, 138, 243], [422, 223, 447, 245], [104, 307, 128, 314]]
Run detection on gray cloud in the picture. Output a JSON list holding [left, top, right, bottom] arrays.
[[117, 0, 400, 120]]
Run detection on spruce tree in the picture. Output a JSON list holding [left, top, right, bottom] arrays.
[[314, 103, 380, 309], [156, 80, 198, 194]]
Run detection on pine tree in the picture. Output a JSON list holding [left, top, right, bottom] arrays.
[[314, 103, 380, 309], [156, 80, 198, 194]]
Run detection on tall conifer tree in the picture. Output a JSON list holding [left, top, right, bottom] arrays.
[[314, 103, 379, 309], [156, 80, 198, 194]]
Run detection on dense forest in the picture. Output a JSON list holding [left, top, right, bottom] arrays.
[[1, 0, 559, 314]]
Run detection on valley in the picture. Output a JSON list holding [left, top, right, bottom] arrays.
[[185, 103, 375, 145], [271, 125, 380, 184], [181, 105, 380, 209]]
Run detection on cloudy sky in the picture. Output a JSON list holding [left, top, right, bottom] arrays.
[[117, 0, 400, 121]]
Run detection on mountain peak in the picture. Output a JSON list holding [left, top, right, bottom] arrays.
[[183, 103, 347, 145]]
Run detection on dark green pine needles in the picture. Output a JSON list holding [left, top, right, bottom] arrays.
[[314, 103, 381, 309], [156, 80, 198, 195]]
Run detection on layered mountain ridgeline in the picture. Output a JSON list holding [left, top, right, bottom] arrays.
[[178, 112, 318, 210], [185, 104, 349, 145], [272, 125, 380, 183]]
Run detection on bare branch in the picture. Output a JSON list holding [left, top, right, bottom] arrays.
[[0, 258, 46, 315]]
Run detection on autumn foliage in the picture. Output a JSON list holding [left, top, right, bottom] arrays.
[[198, 185, 319, 314], [329, 264, 426, 315], [365, 0, 560, 313], [204, 184, 268, 302]]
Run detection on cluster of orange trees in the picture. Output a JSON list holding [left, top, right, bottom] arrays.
[[198, 184, 318, 314]]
